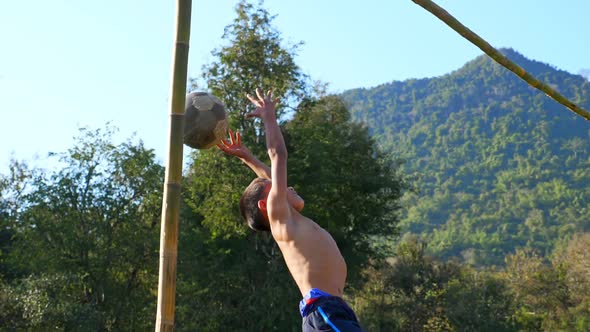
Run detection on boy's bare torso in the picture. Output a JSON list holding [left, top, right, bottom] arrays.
[[270, 208, 347, 297]]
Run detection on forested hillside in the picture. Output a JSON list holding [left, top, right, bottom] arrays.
[[342, 49, 590, 265]]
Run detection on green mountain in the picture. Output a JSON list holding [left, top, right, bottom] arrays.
[[341, 49, 590, 265]]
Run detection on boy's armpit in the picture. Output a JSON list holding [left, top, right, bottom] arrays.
[[267, 192, 291, 222]]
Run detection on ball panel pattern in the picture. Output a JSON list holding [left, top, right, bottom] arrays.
[[183, 92, 228, 149]]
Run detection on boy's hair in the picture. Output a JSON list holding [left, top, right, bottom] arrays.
[[240, 177, 271, 232]]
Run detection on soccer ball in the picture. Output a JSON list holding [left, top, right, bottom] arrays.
[[183, 92, 228, 149]]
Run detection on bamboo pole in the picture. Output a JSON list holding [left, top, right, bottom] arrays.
[[156, 0, 192, 331], [411, 0, 590, 122]]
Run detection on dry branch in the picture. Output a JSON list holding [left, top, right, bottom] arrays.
[[412, 0, 590, 122]]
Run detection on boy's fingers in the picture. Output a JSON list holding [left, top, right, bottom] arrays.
[[237, 132, 241, 145], [229, 129, 236, 145], [247, 94, 261, 106], [228, 129, 234, 143], [256, 88, 264, 101]]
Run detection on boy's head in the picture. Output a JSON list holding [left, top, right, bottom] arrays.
[[239, 177, 304, 232], [240, 178, 271, 231]]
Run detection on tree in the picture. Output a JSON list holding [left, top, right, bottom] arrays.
[[2, 126, 163, 330], [552, 233, 590, 331], [444, 271, 518, 331], [0, 159, 34, 281], [354, 236, 519, 332], [503, 249, 571, 331], [195, 0, 307, 137]]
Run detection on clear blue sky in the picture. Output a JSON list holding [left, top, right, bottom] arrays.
[[1, 0, 588, 172]]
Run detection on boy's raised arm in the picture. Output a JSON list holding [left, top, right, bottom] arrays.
[[217, 129, 271, 180], [246, 89, 289, 219]]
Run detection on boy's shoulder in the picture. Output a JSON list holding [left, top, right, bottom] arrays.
[[270, 211, 319, 242]]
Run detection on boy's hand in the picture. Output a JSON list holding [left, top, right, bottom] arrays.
[[246, 88, 279, 121], [217, 129, 252, 160]]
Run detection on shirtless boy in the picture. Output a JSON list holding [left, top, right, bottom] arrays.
[[217, 89, 362, 331]]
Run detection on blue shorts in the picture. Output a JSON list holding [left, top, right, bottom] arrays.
[[300, 288, 362, 332]]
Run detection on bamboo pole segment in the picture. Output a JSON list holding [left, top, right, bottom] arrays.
[[156, 0, 192, 331], [411, 0, 590, 122]]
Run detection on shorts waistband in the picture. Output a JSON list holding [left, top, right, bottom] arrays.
[[299, 288, 335, 317]]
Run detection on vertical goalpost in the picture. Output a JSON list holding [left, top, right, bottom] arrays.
[[156, 0, 192, 331]]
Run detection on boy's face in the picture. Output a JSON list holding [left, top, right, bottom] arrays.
[[287, 186, 305, 211]]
